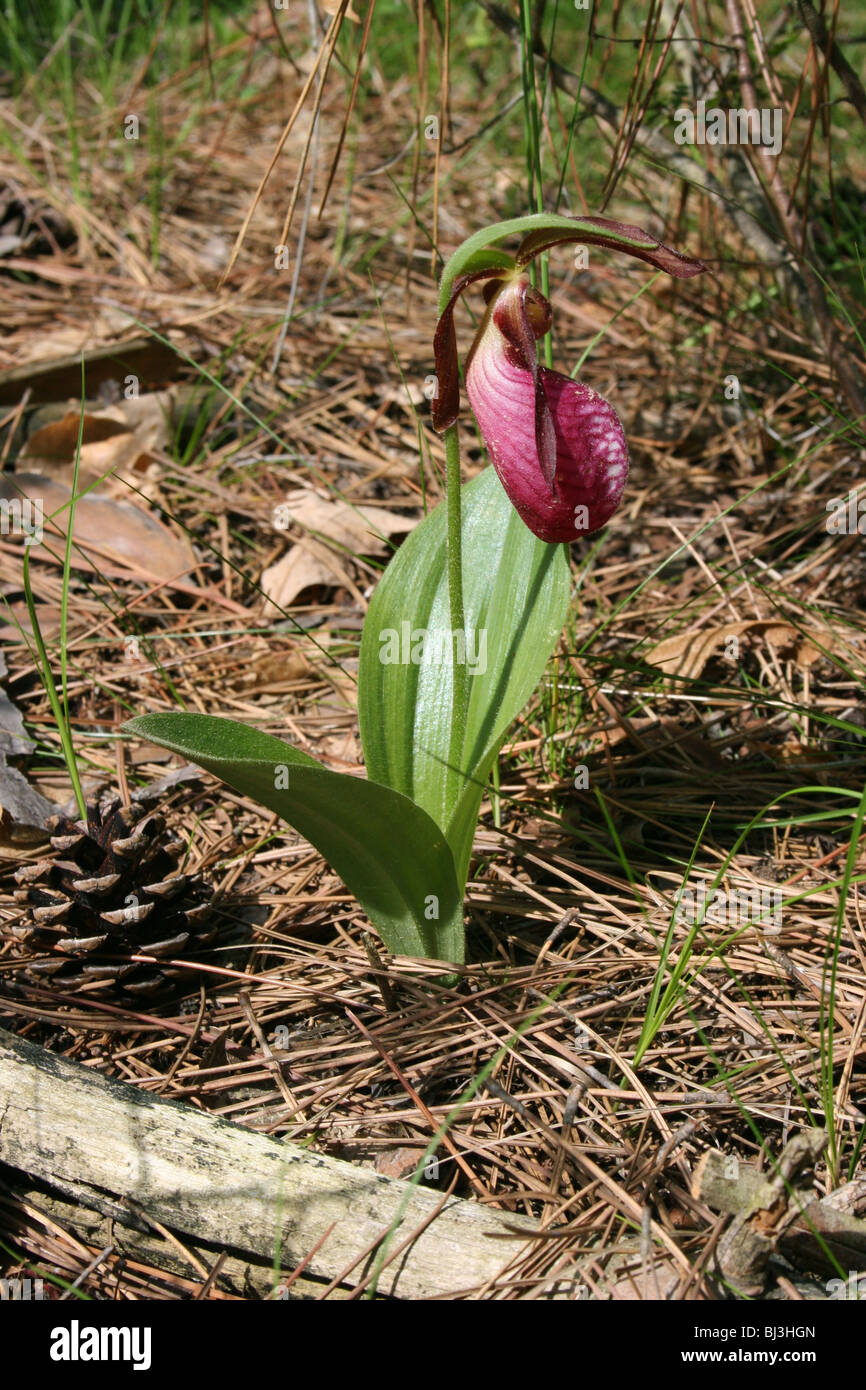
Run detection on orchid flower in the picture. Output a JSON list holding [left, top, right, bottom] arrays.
[[432, 215, 705, 542], [124, 216, 707, 970]]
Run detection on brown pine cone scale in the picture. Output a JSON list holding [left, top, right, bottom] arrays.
[[12, 794, 216, 994]]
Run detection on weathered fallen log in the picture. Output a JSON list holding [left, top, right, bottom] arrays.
[[0, 1173, 347, 1300], [0, 1027, 538, 1299]]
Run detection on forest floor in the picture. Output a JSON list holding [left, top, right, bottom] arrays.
[[0, 1, 864, 1300]]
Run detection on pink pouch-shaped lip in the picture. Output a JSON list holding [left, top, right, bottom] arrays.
[[465, 276, 628, 543]]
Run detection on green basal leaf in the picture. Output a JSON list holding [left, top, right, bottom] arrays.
[[123, 713, 464, 964], [358, 466, 570, 891]]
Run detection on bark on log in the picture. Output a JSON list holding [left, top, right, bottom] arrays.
[[0, 1028, 538, 1299], [692, 1136, 866, 1287], [0, 1173, 348, 1300]]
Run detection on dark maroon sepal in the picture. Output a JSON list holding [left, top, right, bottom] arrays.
[[431, 269, 509, 433], [516, 216, 706, 279]]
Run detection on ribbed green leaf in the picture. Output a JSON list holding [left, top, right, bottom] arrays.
[[358, 467, 570, 890], [123, 713, 464, 963]]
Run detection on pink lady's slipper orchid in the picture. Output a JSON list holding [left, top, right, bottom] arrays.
[[432, 216, 705, 543], [466, 274, 628, 541]]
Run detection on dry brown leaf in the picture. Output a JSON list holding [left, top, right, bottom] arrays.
[[605, 1263, 681, 1300], [1, 472, 196, 582], [0, 595, 61, 644], [231, 646, 312, 690], [22, 400, 169, 496], [93, 388, 175, 437], [314, 730, 363, 769], [0, 757, 54, 842], [319, 0, 360, 19], [374, 1147, 430, 1180], [273, 487, 417, 555], [0, 648, 33, 760], [646, 619, 826, 680], [22, 411, 128, 463], [261, 538, 353, 612], [261, 489, 417, 613], [0, 649, 54, 840]]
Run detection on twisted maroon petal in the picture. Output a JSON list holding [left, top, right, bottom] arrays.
[[466, 276, 628, 543], [432, 269, 511, 432]]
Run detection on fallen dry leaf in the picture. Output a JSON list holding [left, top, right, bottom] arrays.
[[374, 1147, 430, 1180], [22, 411, 129, 466], [261, 539, 353, 613], [89, 388, 175, 444], [273, 487, 417, 554], [646, 619, 825, 680], [0, 757, 54, 843], [319, 0, 361, 20], [606, 1262, 681, 1300], [1, 472, 197, 581], [313, 730, 364, 770], [261, 488, 417, 612], [230, 645, 312, 690], [0, 647, 33, 761], [21, 397, 172, 498]]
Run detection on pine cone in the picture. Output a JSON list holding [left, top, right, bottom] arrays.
[[12, 794, 215, 994]]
